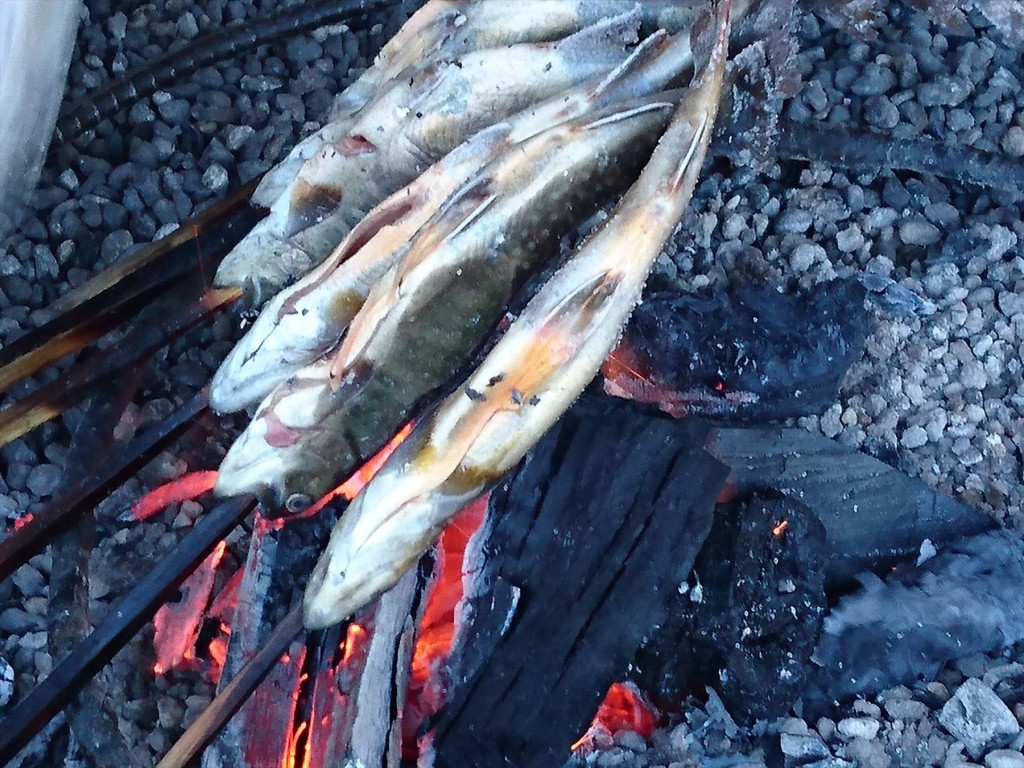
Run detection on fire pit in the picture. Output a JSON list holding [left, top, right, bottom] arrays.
[[0, 1, 1023, 767]]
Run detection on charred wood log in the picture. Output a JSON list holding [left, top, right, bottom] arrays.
[[604, 278, 870, 421], [202, 509, 334, 768], [705, 426, 995, 585], [430, 406, 729, 768], [631, 493, 829, 723], [807, 529, 1024, 709]]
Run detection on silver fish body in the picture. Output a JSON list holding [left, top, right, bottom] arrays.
[[302, 0, 733, 631], [252, 0, 707, 209], [214, 93, 678, 512], [211, 28, 702, 414], [214, 10, 642, 305]]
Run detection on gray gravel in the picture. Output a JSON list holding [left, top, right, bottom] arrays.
[[0, 0, 1021, 766]]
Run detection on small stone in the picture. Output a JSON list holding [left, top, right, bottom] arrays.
[[986, 750, 1024, 768], [203, 164, 229, 192], [100, 230, 133, 263], [901, 425, 929, 449], [0, 251, 21, 276], [0, 657, 13, 709], [883, 698, 930, 722], [836, 224, 865, 252], [776, 209, 814, 234], [984, 664, 1024, 706], [26, 463, 62, 498], [226, 124, 256, 151], [900, 218, 942, 246], [791, 243, 824, 272], [961, 361, 987, 390], [781, 732, 831, 761], [11, 564, 44, 597], [918, 76, 971, 107], [0, 607, 46, 633], [837, 717, 880, 740], [177, 11, 199, 39], [939, 679, 1020, 758], [1001, 126, 1024, 158], [852, 63, 897, 96], [865, 95, 900, 129]]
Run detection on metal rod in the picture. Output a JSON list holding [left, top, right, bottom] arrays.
[[0, 183, 262, 392], [0, 390, 209, 582], [0, 495, 254, 764], [0, 284, 239, 448]]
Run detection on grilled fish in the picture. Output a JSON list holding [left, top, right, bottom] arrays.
[[302, 0, 732, 630], [210, 28, 700, 413], [215, 10, 642, 305], [214, 92, 680, 512], [252, 0, 708, 208]]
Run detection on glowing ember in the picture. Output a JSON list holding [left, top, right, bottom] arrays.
[[130, 470, 218, 521], [572, 682, 658, 752], [302, 422, 415, 519], [152, 540, 227, 675], [403, 497, 487, 757], [12, 513, 34, 531], [773, 519, 789, 537]]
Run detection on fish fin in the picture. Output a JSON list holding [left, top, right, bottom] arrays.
[[581, 98, 675, 131], [591, 29, 669, 98]]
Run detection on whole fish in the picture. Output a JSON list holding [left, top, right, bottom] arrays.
[[252, 0, 709, 208], [214, 91, 680, 513], [302, 0, 732, 630], [215, 10, 643, 305], [210, 28, 700, 414]]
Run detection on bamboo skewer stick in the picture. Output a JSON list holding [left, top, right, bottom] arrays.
[[155, 606, 307, 768], [0, 283, 239, 448], [0, 182, 263, 393], [0, 495, 254, 764]]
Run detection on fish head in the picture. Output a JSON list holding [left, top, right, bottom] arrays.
[[302, 491, 443, 629], [214, 375, 342, 516], [215, 431, 338, 517]]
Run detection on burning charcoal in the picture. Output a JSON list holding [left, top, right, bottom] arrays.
[[938, 678, 1021, 758], [806, 531, 1024, 712], [432, 403, 727, 767], [632, 493, 828, 723], [706, 426, 994, 584], [604, 279, 869, 421]]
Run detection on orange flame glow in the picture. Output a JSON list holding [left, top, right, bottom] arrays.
[[152, 539, 228, 676], [301, 422, 415, 519], [572, 682, 658, 752], [772, 519, 789, 537], [130, 470, 218, 521]]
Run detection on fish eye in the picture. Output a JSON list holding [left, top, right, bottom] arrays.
[[285, 493, 312, 514]]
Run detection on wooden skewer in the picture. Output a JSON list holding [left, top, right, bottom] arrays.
[[0, 183, 263, 393], [49, 179, 261, 316], [155, 605, 307, 768], [0, 283, 240, 449], [0, 389, 209, 582], [0, 495, 254, 764]]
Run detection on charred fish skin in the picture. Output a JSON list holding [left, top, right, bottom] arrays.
[[302, 0, 732, 631], [211, 26, 707, 416], [213, 10, 642, 305], [215, 93, 678, 512]]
